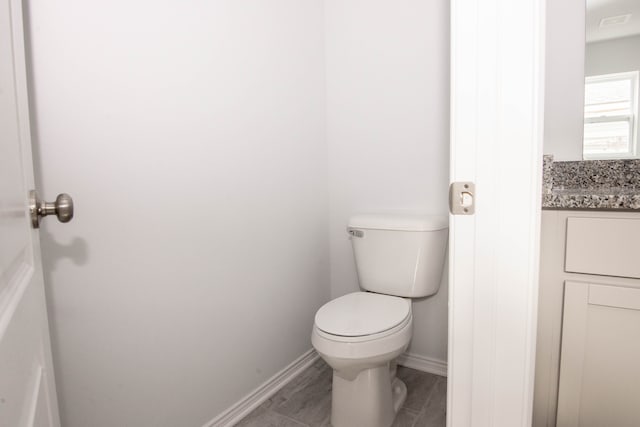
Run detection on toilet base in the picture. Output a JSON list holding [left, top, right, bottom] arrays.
[[331, 361, 406, 427]]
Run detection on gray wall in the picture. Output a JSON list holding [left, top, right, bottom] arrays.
[[586, 34, 640, 76]]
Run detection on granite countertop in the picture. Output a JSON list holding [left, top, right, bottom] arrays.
[[542, 156, 640, 210]]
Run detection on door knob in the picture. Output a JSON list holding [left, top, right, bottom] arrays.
[[29, 190, 74, 229]]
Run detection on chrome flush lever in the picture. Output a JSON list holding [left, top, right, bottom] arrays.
[[347, 227, 364, 238]]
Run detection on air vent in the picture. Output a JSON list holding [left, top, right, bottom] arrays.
[[599, 14, 632, 28]]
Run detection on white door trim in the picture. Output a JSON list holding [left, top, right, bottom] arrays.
[[448, 0, 546, 425]]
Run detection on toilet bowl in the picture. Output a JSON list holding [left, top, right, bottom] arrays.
[[311, 214, 448, 427], [312, 292, 413, 427]]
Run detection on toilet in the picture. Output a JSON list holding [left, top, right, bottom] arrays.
[[311, 214, 448, 427]]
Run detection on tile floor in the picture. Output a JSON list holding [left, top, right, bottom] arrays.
[[235, 358, 446, 427]]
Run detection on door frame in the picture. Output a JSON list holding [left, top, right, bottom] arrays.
[[448, 0, 546, 425]]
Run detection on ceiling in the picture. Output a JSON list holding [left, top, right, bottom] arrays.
[[586, 0, 640, 43]]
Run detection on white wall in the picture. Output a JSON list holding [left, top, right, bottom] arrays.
[[26, 1, 328, 426], [585, 34, 640, 77], [543, 0, 586, 161], [27, 1, 451, 425], [325, 0, 450, 362]]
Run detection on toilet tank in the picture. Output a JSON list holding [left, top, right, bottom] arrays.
[[348, 214, 448, 298]]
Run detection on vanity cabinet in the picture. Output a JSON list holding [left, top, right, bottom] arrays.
[[534, 211, 640, 427], [556, 281, 640, 427]]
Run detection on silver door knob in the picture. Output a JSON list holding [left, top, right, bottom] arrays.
[[29, 190, 74, 229]]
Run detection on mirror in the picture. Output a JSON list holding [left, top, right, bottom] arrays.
[[584, 0, 640, 159]]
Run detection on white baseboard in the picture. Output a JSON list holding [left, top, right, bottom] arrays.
[[397, 352, 448, 377], [204, 349, 319, 427], [204, 349, 444, 427]]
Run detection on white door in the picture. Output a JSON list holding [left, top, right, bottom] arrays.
[[0, 0, 61, 426], [448, 0, 545, 425]]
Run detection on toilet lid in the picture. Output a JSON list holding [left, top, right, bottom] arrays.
[[315, 292, 411, 337]]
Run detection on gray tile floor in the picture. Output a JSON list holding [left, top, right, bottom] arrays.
[[235, 358, 446, 427]]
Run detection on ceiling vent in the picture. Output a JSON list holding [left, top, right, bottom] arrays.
[[599, 14, 632, 28]]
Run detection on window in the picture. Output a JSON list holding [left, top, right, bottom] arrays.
[[583, 71, 639, 159]]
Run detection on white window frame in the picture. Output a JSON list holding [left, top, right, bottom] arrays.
[[583, 71, 640, 160]]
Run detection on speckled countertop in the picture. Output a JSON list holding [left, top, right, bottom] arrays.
[[542, 155, 640, 210]]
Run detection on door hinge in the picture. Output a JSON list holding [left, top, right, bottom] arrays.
[[449, 182, 475, 215]]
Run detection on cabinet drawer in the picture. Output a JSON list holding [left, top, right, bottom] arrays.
[[565, 217, 640, 279]]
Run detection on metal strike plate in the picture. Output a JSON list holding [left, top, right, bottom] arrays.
[[449, 182, 475, 215]]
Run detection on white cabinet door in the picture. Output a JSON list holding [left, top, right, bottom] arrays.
[[557, 281, 640, 427], [0, 0, 61, 426]]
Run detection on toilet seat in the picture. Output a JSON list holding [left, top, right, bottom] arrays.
[[312, 312, 412, 360], [314, 313, 412, 344], [315, 292, 411, 338]]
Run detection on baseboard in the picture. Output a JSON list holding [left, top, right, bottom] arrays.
[[397, 352, 448, 377], [204, 349, 319, 427]]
